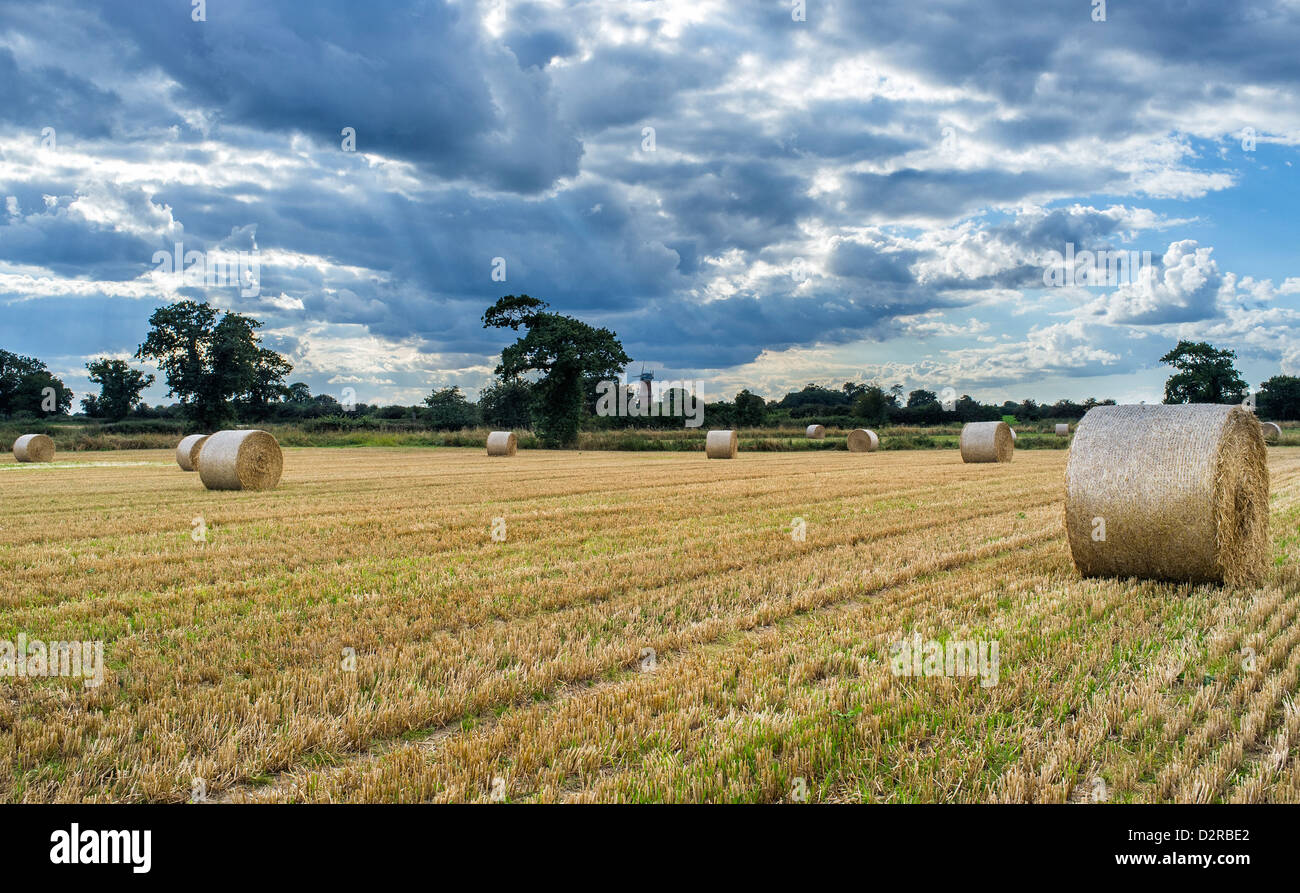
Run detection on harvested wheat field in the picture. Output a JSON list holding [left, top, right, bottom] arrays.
[[2, 446, 1299, 804]]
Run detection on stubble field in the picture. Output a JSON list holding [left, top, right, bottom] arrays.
[[2, 446, 1299, 803]]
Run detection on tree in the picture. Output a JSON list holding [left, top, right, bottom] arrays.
[[85, 358, 155, 420], [734, 389, 767, 427], [1257, 375, 1300, 420], [285, 382, 313, 403], [482, 295, 630, 447], [423, 386, 479, 430], [851, 384, 890, 425], [1160, 340, 1249, 404], [479, 378, 534, 429], [136, 301, 293, 429], [906, 389, 939, 409], [0, 349, 71, 416]]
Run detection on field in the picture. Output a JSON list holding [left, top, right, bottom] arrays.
[[2, 446, 1299, 803]]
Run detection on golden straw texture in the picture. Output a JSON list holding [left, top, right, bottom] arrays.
[[705, 430, 738, 459], [197, 430, 284, 491], [176, 434, 209, 471], [12, 433, 54, 463], [960, 421, 1013, 463], [1064, 404, 1269, 585], [847, 429, 878, 452], [486, 431, 518, 456], [805, 424, 825, 439]]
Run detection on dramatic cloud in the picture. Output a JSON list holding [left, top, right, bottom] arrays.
[[1, 0, 1298, 405]]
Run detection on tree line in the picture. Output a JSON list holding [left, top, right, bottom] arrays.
[[3, 297, 1299, 446]]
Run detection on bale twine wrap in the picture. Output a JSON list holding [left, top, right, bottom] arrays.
[[12, 433, 54, 463], [176, 434, 210, 471], [705, 429, 738, 459], [847, 428, 879, 452], [805, 424, 825, 440], [1064, 404, 1269, 586], [197, 430, 283, 491], [1261, 421, 1282, 443], [959, 421, 1014, 463], [486, 431, 517, 457], [1055, 423, 1070, 436]]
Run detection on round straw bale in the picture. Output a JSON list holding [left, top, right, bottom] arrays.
[[1261, 421, 1282, 443], [1055, 423, 1070, 436], [197, 430, 283, 491], [176, 434, 209, 471], [847, 428, 878, 452], [1064, 404, 1268, 586], [705, 429, 738, 459], [1010, 428, 1018, 443], [805, 424, 825, 439], [486, 431, 517, 457], [959, 421, 1013, 463], [12, 433, 54, 463]]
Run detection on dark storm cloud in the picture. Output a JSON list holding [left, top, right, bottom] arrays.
[[91, 0, 582, 194], [0, 48, 120, 138]]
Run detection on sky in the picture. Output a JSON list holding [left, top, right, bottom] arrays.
[[1, 0, 1298, 408]]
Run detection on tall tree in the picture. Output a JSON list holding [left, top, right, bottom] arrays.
[[1160, 340, 1249, 404], [1257, 375, 1300, 420], [483, 295, 630, 447], [733, 389, 767, 427], [136, 301, 293, 429], [852, 384, 890, 425], [85, 358, 155, 420], [0, 349, 71, 416]]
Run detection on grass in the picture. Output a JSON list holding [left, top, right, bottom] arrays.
[[0, 445, 1298, 802]]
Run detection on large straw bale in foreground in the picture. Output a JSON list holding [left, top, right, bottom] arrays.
[[176, 434, 209, 471], [1261, 421, 1282, 442], [12, 433, 54, 463], [705, 430, 738, 459], [847, 429, 878, 452], [197, 430, 283, 491], [1065, 404, 1268, 585], [486, 431, 517, 456], [805, 424, 825, 439], [959, 421, 1013, 463]]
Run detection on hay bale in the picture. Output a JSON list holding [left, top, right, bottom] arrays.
[[705, 429, 738, 459], [1055, 423, 1070, 436], [1010, 428, 1018, 443], [959, 421, 1013, 463], [12, 433, 54, 463], [805, 424, 825, 440], [1261, 421, 1282, 443], [486, 431, 517, 457], [176, 434, 210, 472], [847, 428, 878, 452], [1064, 404, 1268, 585], [197, 430, 283, 491]]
